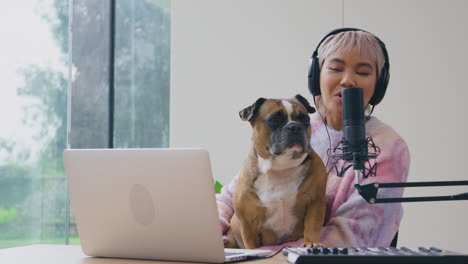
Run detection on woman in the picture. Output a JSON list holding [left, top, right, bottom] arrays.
[[216, 28, 410, 248]]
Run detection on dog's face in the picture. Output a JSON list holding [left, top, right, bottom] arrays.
[[240, 94, 316, 160]]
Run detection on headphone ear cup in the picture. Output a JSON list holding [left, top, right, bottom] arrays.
[[308, 57, 321, 96], [369, 67, 389, 105]]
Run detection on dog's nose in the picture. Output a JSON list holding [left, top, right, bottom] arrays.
[[286, 123, 302, 133]]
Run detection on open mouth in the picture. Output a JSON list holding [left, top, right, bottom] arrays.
[[335, 91, 342, 102], [269, 143, 306, 157], [289, 144, 302, 150], [286, 141, 305, 153]]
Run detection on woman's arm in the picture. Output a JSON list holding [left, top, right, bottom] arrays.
[[320, 138, 410, 247], [215, 173, 239, 234]]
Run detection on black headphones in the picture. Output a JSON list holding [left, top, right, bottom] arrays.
[[308, 28, 390, 106]]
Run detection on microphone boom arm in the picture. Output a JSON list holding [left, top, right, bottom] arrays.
[[355, 181, 468, 204]]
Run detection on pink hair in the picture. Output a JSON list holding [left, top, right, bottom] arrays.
[[318, 31, 385, 78]]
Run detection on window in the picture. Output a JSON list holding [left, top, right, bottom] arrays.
[[0, 0, 70, 248], [114, 0, 170, 148], [0, 0, 170, 248]]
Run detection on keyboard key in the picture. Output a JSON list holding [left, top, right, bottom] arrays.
[[401, 247, 414, 252], [378, 247, 388, 252], [418, 247, 430, 252], [430, 247, 443, 253]]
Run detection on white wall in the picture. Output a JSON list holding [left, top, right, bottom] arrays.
[[171, 0, 468, 252]]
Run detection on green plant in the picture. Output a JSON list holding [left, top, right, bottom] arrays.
[[214, 180, 223, 194]]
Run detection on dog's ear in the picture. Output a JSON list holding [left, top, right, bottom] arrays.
[[295, 94, 316, 114], [239, 97, 266, 122]]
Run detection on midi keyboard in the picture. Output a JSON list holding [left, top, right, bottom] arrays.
[[284, 246, 468, 264]]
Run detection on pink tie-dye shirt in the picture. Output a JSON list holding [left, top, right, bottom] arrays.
[[216, 113, 410, 250]]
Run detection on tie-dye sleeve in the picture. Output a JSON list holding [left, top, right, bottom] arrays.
[[215, 173, 238, 234], [320, 136, 410, 247]]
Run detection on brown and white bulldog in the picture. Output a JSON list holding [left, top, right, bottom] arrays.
[[225, 94, 327, 249]]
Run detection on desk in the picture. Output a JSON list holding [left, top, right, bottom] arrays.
[[0, 245, 288, 264]]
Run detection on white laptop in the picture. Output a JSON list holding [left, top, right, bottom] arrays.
[[63, 148, 271, 263]]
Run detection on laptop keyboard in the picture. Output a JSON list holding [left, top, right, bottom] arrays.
[[224, 251, 241, 256]]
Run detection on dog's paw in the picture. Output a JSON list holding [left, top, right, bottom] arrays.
[[223, 236, 236, 248], [302, 242, 323, 248]]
